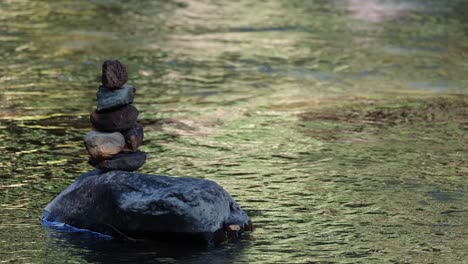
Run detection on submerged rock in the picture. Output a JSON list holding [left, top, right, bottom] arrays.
[[88, 151, 146, 172], [90, 104, 139, 132], [84, 131, 125, 160], [102, 60, 128, 89], [96, 84, 136, 112], [42, 170, 253, 244]]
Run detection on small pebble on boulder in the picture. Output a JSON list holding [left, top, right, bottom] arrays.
[[96, 84, 135, 112], [102, 60, 128, 89], [90, 104, 139, 132], [88, 150, 146, 171], [122, 123, 144, 152], [84, 131, 125, 160]]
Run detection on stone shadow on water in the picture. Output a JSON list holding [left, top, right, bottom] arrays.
[[43, 226, 249, 264]]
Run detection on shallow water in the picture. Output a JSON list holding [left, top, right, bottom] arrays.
[[0, 0, 467, 263]]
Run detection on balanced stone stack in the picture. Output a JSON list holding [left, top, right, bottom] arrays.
[[43, 59, 253, 244], [84, 60, 146, 171]]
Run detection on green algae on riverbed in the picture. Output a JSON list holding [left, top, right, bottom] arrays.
[[299, 95, 468, 180], [295, 95, 468, 261], [300, 96, 468, 127]]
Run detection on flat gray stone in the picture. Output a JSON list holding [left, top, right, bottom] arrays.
[[96, 84, 135, 112], [88, 150, 146, 172], [42, 170, 253, 244]]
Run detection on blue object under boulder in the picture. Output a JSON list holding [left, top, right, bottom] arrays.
[[42, 170, 252, 245]]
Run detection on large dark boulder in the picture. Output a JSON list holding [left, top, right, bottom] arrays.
[[42, 170, 253, 245]]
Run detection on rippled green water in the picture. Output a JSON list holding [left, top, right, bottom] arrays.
[[1, 0, 467, 263]]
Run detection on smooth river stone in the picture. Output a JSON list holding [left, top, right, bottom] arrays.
[[90, 104, 138, 132], [42, 170, 253, 244], [102, 60, 128, 89], [84, 131, 125, 160], [122, 123, 143, 152], [96, 84, 135, 112], [88, 150, 146, 172]]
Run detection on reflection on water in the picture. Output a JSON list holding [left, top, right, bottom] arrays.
[[44, 229, 251, 264], [1, 0, 467, 263], [341, 0, 419, 23]]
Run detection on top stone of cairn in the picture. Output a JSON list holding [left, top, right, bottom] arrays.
[[102, 60, 128, 89]]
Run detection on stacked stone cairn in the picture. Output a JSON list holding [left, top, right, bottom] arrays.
[[84, 60, 146, 172]]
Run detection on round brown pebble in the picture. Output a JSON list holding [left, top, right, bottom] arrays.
[[90, 104, 138, 132], [102, 60, 128, 89], [84, 131, 125, 160]]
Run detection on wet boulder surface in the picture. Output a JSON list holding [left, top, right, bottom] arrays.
[[42, 170, 252, 245]]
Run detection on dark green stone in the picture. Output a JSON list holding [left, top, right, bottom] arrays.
[[96, 84, 135, 112]]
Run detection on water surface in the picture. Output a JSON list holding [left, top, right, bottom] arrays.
[[1, 0, 467, 263]]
